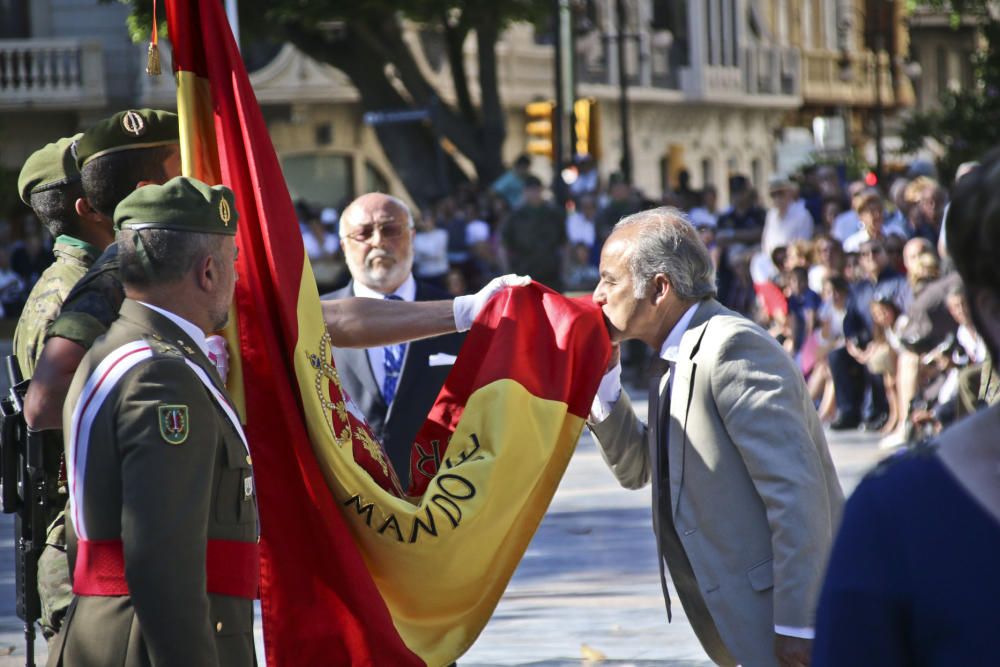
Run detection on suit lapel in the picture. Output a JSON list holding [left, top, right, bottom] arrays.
[[668, 299, 721, 517]]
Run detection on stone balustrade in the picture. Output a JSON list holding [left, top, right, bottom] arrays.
[[0, 38, 106, 109]]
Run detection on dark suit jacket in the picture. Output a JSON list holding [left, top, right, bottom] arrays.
[[322, 279, 465, 490]]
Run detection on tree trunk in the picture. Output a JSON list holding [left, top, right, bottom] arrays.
[[474, 9, 507, 185], [285, 24, 469, 205]]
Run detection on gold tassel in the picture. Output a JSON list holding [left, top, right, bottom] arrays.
[[146, 42, 161, 76], [145, 0, 161, 77]]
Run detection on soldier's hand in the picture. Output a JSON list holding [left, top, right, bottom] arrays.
[[206, 335, 230, 381]]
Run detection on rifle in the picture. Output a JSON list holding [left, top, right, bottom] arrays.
[[1, 355, 46, 667]]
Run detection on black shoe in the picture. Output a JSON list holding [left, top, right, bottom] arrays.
[[830, 414, 861, 431], [862, 413, 889, 432]]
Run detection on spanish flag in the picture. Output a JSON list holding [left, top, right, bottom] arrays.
[[165, 2, 609, 665]]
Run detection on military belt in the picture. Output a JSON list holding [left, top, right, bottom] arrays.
[[73, 538, 259, 599]]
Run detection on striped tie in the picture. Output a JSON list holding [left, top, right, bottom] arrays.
[[381, 294, 405, 406]]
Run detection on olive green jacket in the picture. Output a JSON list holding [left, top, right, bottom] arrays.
[[49, 299, 258, 667], [13, 238, 99, 377]]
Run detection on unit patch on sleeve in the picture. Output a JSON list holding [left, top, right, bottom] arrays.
[[158, 404, 190, 445]]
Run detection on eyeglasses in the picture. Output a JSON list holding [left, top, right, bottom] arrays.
[[343, 221, 411, 243], [860, 247, 884, 257]]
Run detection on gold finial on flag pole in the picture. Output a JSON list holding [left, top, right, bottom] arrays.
[[146, 0, 161, 76]]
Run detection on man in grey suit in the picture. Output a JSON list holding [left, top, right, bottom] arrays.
[[324, 193, 464, 491], [588, 207, 843, 667]]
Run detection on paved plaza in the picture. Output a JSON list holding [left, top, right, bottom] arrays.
[[0, 382, 885, 666]]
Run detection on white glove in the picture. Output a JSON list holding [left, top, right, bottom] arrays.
[[206, 335, 230, 381], [453, 274, 532, 332]]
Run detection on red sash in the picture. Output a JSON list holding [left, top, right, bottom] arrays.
[[73, 538, 259, 599]]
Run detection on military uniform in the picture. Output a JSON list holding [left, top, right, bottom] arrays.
[[26, 110, 180, 639], [15, 238, 100, 376], [15, 132, 98, 638], [49, 178, 257, 667], [45, 242, 123, 351]]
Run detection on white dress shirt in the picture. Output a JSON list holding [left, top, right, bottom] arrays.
[[352, 275, 417, 392], [138, 301, 209, 358], [589, 300, 814, 640]]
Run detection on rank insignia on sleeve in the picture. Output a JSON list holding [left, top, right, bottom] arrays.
[[158, 405, 190, 445]]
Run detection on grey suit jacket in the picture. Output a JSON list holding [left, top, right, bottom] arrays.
[[322, 280, 465, 490], [590, 299, 843, 667]]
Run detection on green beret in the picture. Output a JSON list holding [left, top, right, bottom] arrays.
[[76, 109, 179, 168], [114, 176, 238, 236], [18, 133, 83, 205]]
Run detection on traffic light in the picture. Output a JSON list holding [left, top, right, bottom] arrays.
[[573, 97, 601, 160], [524, 100, 555, 158]]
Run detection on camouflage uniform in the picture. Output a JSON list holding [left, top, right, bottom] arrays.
[[13, 237, 99, 378], [45, 242, 123, 351], [12, 235, 100, 639]]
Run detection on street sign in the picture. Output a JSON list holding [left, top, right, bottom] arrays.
[[363, 108, 431, 126]]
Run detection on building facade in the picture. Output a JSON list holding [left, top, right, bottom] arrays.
[[1, 1, 921, 214]]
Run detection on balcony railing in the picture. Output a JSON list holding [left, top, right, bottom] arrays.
[[743, 45, 801, 97], [801, 49, 895, 106], [0, 38, 106, 109]]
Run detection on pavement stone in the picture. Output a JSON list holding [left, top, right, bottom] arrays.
[[0, 382, 887, 666]]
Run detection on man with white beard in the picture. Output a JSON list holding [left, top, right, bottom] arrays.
[[323, 193, 465, 490]]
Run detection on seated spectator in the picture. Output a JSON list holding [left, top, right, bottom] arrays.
[[786, 265, 822, 360], [847, 296, 903, 435], [905, 176, 947, 242], [810, 276, 851, 422], [842, 189, 907, 253], [819, 195, 848, 238], [830, 180, 867, 242], [761, 176, 814, 263], [830, 239, 911, 430], [809, 234, 845, 294]]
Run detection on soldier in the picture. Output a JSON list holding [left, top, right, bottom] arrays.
[[26, 108, 182, 431], [14, 134, 113, 377], [13, 134, 117, 640], [49, 177, 257, 666]]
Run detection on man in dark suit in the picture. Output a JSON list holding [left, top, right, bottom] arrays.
[[323, 193, 464, 491]]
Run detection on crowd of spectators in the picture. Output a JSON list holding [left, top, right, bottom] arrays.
[[0, 217, 56, 319], [296, 154, 986, 448]]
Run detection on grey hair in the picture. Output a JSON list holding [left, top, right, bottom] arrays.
[[614, 207, 717, 300], [118, 228, 226, 287]]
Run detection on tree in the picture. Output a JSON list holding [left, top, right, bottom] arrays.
[[116, 1, 549, 205], [901, 1, 1000, 182]]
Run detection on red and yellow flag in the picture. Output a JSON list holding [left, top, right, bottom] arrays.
[[165, 2, 609, 665]]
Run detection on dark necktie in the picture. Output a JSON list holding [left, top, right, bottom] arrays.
[[381, 294, 405, 406], [647, 357, 673, 478]]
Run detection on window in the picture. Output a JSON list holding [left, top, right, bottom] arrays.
[[702, 158, 714, 187], [365, 162, 390, 194], [281, 153, 354, 212]]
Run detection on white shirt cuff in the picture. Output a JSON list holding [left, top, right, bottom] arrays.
[[589, 363, 622, 423], [774, 625, 814, 640]]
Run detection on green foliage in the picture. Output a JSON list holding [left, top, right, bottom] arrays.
[[902, 2, 1000, 182]]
